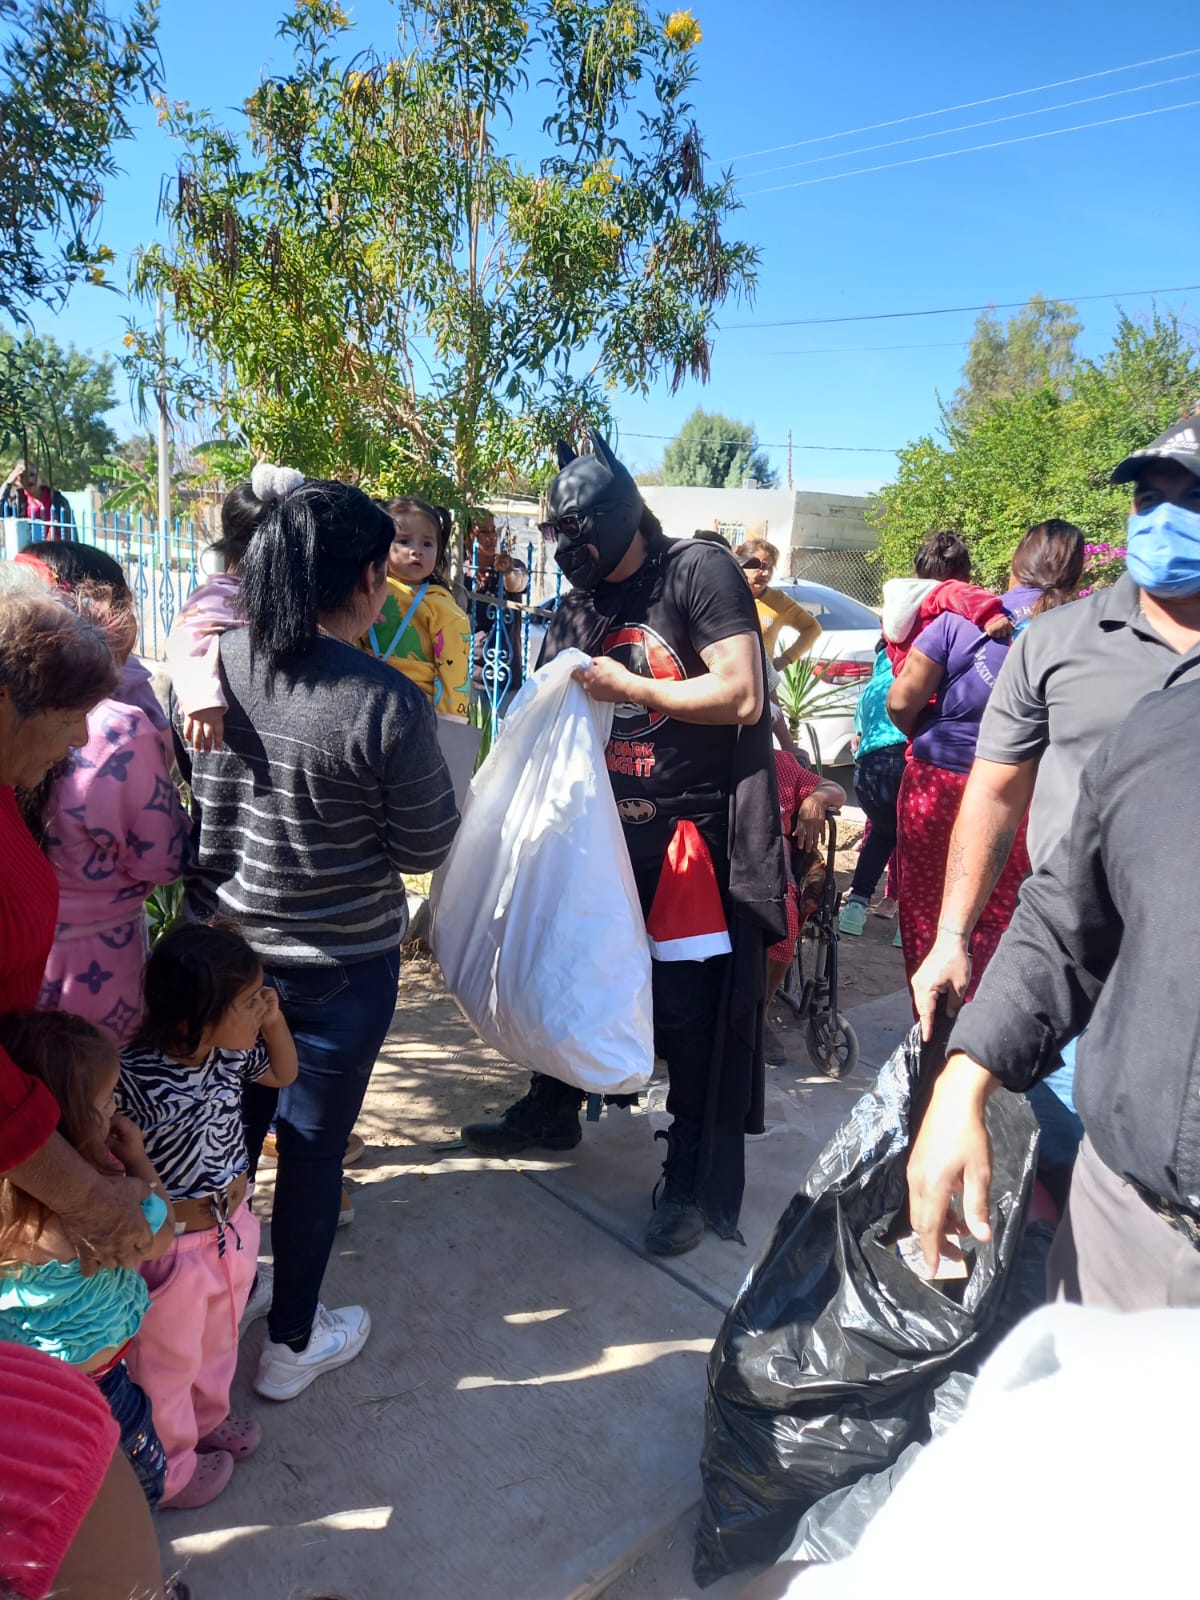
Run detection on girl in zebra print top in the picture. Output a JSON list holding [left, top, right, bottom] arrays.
[[116, 922, 297, 1508]]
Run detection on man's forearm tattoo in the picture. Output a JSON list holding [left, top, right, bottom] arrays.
[[944, 838, 967, 892], [985, 828, 1016, 889]]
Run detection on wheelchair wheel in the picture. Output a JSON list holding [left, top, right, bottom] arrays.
[[806, 1011, 859, 1080]]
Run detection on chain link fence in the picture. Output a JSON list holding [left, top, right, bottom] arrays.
[[786, 546, 881, 607]]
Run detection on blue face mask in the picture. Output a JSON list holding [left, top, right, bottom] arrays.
[[1125, 501, 1200, 598]]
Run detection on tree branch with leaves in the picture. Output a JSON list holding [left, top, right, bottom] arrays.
[[125, 0, 757, 561]]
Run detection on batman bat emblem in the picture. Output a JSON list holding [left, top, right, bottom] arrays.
[[617, 798, 657, 824]]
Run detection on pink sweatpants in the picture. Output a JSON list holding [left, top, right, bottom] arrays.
[[126, 1200, 260, 1501]]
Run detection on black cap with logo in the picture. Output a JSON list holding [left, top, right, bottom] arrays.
[[1110, 416, 1200, 485]]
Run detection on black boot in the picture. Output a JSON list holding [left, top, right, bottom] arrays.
[[644, 1122, 705, 1256], [461, 1074, 584, 1157]]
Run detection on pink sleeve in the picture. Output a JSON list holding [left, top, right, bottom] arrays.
[[165, 609, 230, 717], [57, 710, 189, 897]]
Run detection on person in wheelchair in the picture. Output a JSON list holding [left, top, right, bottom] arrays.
[[765, 752, 845, 1055]]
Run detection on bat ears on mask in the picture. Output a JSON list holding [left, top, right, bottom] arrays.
[[588, 429, 622, 473], [554, 429, 624, 472]]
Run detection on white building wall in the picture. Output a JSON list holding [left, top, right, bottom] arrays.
[[640, 485, 875, 564]]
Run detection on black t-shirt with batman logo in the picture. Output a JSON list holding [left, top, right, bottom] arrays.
[[540, 538, 760, 822]]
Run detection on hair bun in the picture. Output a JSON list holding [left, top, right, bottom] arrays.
[[250, 463, 304, 506]]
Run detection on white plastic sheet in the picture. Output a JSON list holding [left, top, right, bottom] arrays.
[[430, 649, 653, 1095]]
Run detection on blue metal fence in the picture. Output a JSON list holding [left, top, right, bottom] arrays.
[[1, 507, 203, 660], [466, 537, 563, 741], [3, 511, 561, 745]]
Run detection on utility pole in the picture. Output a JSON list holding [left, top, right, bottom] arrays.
[[156, 288, 171, 534], [787, 428, 793, 490]]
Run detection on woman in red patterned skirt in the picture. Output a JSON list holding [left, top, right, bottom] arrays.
[[886, 521, 1084, 1004]]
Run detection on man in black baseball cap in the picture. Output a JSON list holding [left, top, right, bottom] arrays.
[[907, 413, 1200, 1307]]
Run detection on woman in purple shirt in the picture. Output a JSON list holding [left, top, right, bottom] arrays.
[[886, 520, 1084, 1001]]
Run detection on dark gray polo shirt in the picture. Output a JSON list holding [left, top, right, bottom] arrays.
[[952, 675, 1200, 1210], [975, 574, 1200, 868]]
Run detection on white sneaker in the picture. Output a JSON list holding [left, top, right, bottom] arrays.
[[239, 1264, 274, 1330], [253, 1303, 371, 1401]]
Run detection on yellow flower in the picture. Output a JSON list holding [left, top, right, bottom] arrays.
[[582, 157, 620, 197], [664, 8, 701, 48], [88, 267, 106, 287], [122, 332, 136, 348]]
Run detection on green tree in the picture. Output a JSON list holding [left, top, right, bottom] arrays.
[[0, 0, 160, 320], [99, 432, 203, 516], [0, 332, 118, 487], [127, 0, 756, 562], [950, 294, 1080, 424], [871, 311, 1199, 589], [661, 406, 775, 487]]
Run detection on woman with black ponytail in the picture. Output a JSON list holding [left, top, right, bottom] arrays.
[[177, 478, 459, 1402]]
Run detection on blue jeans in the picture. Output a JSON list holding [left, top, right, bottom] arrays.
[[1029, 1037, 1084, 1174], [849, 745, 907, 902], [244, 949, 401, 1346], [96, 1361, 166, 1510]]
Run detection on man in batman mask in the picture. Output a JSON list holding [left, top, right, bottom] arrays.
[[462, 432, 788, 1254]]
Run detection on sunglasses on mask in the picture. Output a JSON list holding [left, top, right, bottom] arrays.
[[538, 514, 587, 543]]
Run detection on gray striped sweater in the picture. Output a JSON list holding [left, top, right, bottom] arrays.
[[179, 628, 459, 967]]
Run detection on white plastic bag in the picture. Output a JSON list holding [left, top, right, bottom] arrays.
[[430, 648, 653, 1095]]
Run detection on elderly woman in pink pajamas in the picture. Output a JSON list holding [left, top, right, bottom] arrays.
[[23, 557, 189, 1044]]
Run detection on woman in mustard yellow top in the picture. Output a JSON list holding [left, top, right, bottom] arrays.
[[734, 538, 821, 668], [363, 497, 472, 718]]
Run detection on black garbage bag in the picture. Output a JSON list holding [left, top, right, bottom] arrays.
[[693, 1024, 1038, 1586], [782, 1369, 973, 1565]]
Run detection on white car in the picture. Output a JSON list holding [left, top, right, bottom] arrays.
[[770, 580, 882, 768]]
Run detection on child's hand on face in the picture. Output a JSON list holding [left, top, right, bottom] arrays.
[[259, 984, 283, 1032], [107, 1114, 147, 1170]]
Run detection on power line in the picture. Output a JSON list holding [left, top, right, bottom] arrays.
[[742, 98, 1200, 196], [722, 281, 1200, 333], [738, 70, 1200, 182], [620, 431, 899, 454], [722, 47, 1200, 163], [775, 340, 970, 356]]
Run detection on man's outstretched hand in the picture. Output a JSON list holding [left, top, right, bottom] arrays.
[[906, 1051, 998, 1276]]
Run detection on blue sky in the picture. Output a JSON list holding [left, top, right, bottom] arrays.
[[29, 0, 1200, 492]]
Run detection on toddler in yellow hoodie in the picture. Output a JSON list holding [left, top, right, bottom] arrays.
[[365, 497, 472, 717]]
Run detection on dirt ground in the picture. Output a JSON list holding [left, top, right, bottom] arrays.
[[807, 816, 905, 1007]]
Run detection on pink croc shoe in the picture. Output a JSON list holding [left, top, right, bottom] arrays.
[[163, 1448, 234, 1509], [198, 1414, 261, 1460]]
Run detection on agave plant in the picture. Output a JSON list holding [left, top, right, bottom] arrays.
[[775, 657, 856, 774], [145, 879, 185, 945], [467, 693, 495, 771]]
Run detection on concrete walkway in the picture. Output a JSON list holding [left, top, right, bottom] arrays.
[[161, 985, 914, 1600]]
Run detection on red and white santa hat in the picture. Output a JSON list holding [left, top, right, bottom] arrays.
[[645, 819, 731, 962]]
